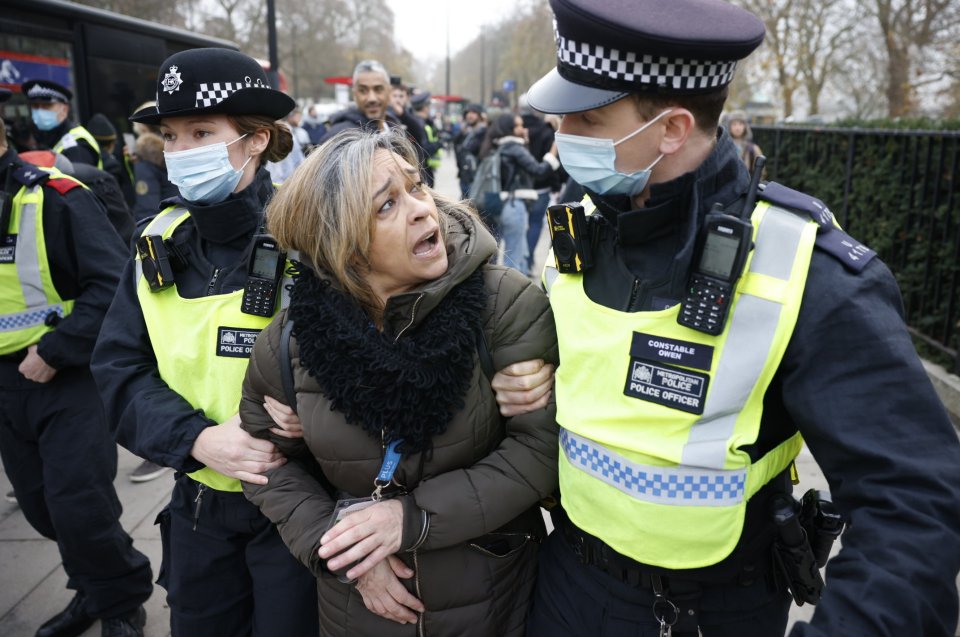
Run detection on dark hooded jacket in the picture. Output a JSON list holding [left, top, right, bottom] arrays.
[[240, 208, 559, 636]]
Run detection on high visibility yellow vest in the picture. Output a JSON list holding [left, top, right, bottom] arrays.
[[425, 124, 442, 170], [53, 125, 103, 170], [544, 201, 815, 569], [136, 206, 289, 492], [0, 178, 76, 355]]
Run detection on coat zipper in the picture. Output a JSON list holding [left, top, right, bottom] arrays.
[[393, 293, 424, 343], [206, 266, 221, 296], [627, 277, 642, 311], [413, 549, 424, 636]]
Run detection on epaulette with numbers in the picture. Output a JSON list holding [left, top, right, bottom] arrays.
[[759, 181, 876, 273]]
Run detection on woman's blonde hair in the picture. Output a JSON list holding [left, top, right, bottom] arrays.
[[267, 127, 470, 316]]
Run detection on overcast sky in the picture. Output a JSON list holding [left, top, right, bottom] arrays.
[[386, 0, 524, 63]]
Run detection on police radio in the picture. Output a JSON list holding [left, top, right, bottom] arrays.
[[678, 157, 765, 335], [136, 235, 176, 291], [241, 235, 285, 317], [547, 202, 593, 273]]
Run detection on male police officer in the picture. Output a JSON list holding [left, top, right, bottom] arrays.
[[22, 79, 103, 169], [491, 0, 960, 635], [0, 95, 152, 637]]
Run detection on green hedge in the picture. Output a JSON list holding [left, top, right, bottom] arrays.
[[752, 123, 960, 371]]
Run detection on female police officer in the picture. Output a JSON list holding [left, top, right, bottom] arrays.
[[91, 48, 319, 636]]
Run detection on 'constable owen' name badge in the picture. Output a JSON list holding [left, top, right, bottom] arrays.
[[216, 326, 261, 358], [623, 332, 713, 415]]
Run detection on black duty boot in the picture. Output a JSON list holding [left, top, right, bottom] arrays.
[[100, 606, 146, 637], [35, 591, 94, 637]]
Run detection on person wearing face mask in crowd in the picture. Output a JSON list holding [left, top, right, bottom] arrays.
[[0, 83, 153, 637], [21, 79, 103, 169], [488, 0, 960, 635], [90, 48, 319, 636]]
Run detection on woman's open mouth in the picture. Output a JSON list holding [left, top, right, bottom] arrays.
[[413, 228, 441, 257]]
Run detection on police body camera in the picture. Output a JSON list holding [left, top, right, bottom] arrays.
[[136, 235, 176, 291], [241, 235, 285, 317], [547, 202, 593, 273]]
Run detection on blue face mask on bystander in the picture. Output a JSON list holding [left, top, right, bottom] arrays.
[[164, 134, 251, 204], [554, 109, 672, 197], [31, 108, 60, 132]]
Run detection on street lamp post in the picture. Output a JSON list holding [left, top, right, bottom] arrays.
[[445, 1, 451, 115], [266, 0, 280, 89]]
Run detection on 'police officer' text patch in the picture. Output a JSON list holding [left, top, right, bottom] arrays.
[[623, 358, 709, 415], [217, 326, 261, 358]]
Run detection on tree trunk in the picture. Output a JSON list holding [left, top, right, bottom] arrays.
[[886, 42, 913, 117]]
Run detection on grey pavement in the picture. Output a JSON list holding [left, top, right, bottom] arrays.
[[1, 150, 957, 635]]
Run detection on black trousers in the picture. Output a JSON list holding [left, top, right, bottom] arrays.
[[0, 363, 153, 618], [526, 529, 792, 637], [158, 475, 319, 637]]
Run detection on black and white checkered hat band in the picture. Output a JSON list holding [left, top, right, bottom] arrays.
[[556, 33, 738, 92], [26, 85, 68, 102], [195, 82, 249, 108]]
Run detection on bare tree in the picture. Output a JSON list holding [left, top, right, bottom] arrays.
[[870, 0, 960, 117], [792, 0, 857, 116], [738, 0, 802, 118]]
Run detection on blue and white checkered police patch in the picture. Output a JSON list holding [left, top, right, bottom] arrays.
[[0, 306, 62, 332], [560, 428, 746, 507]]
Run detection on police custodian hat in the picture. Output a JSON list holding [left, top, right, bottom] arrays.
[[527, 0, 765, 114], [130, 48, 295, 125], [22, 79, 73, 104]]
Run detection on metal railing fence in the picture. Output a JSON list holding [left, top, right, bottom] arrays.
[[752, 125, 960, 373]]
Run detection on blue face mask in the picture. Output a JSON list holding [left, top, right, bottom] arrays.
[[555, 110, 672, 197], [31, 108, 60, 132], [164, 134, 251, 205]]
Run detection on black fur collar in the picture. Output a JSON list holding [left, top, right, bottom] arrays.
[[288, 265, 486, 455]]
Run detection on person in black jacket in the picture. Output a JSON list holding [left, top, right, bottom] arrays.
[[519, 97, 562, 272], [131, 131, 178, 223], [491, 1, 960, 636], [90, 47, 319, 636], [478, 113, 559, 272], [22, 79, 102, 168], [0, 114, 153, 637], [319, 60, 425, 149]]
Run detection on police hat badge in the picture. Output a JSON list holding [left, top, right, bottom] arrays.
[[130, 48, 294, 125]]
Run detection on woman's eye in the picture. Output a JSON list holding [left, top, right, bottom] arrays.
[[378, 198, 395, 214], [161, 132, 174, 142], [410, 181, 424, 193]]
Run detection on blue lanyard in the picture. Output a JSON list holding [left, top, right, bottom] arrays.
[[372, 439, 402, 501]]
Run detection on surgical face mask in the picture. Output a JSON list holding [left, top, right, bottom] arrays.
[[554, 109, 672, 197], [164, 134, 251, 205], [31, 108, 60, 132]]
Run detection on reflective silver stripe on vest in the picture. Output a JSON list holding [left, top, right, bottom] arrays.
[[0, 304, 65, 332], [14, 188, 50, 310], [561, 428, 746, 506], [134, 208, 188, 282], [681, 207, 808, 470], [543, 264, 559, 295]]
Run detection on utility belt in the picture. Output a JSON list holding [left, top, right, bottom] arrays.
[[554, 482, 844, 631], [552, 506, 773, 590]]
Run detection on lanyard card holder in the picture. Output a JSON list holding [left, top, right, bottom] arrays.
[[324, 439, 403, 584]]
